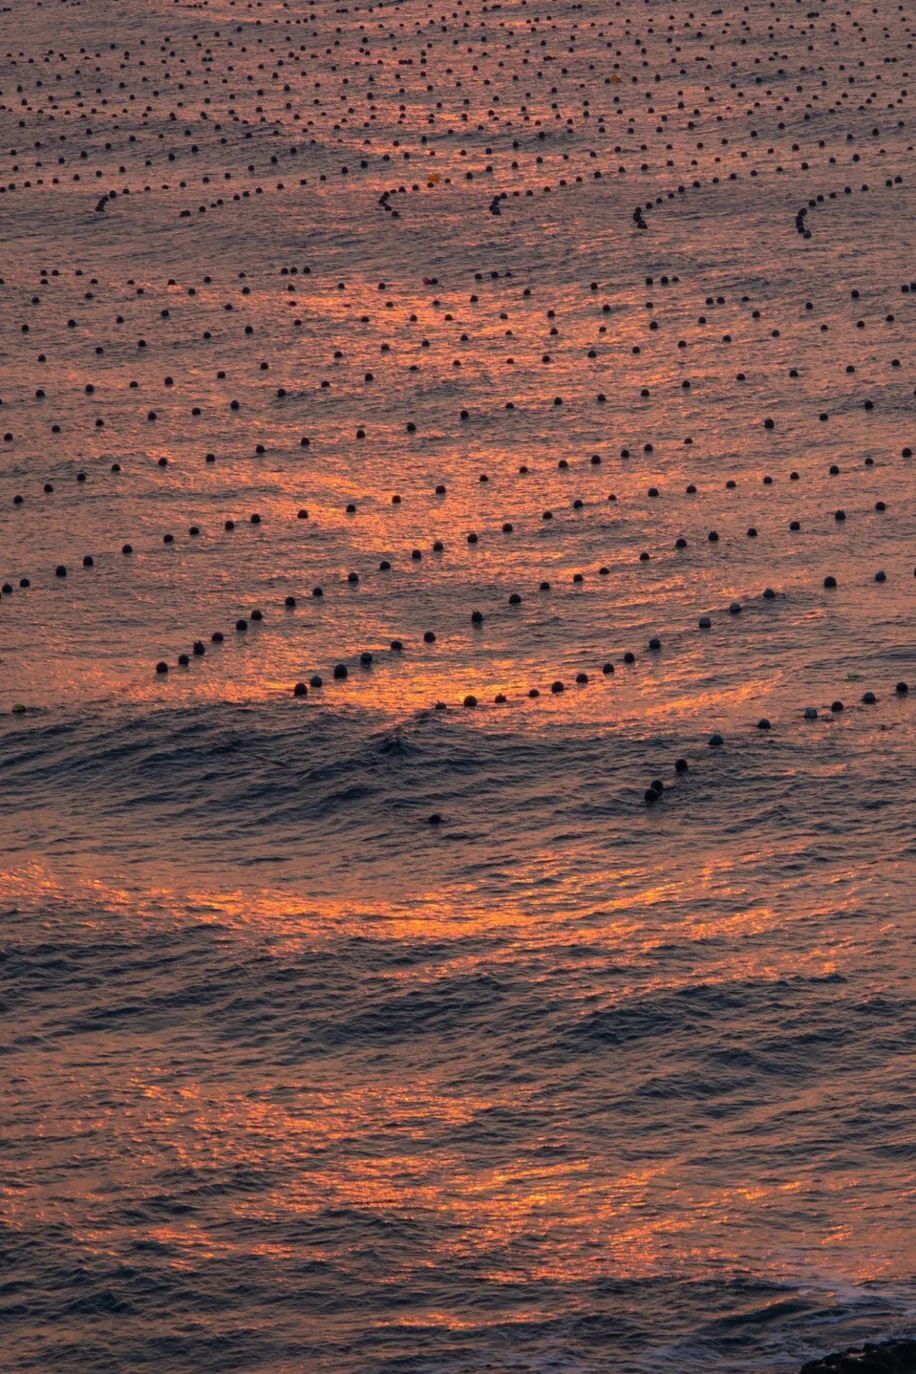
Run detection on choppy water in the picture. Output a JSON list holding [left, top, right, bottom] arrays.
[[1, 0, 914, 1369]]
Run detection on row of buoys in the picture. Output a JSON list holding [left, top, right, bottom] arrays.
[[424, 671, 914, 820], [6, 522, 900, 608], [637, 683, 911, 807], [142, 557, 909, 728], [5, 251, 910, 460], [7, 434, 907, 519], [7, 482, 901, 616], [3, 461, 901, 600], [1, 116, 901, 209], [2, 87, 899, 208], [2, 13, 907, 246], [174, 132, 904, 225], [6, 284, 906, 396], [9, 269, 908, 354], [3, 2, 912, 750]]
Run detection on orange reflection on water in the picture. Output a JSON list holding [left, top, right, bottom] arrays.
[[2, 847, 908, 1306]]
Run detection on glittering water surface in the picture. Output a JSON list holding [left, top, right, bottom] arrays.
[[0, 0, 914, 1369]]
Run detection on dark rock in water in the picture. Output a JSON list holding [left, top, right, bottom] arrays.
[[800, 1338, 916, 1374]]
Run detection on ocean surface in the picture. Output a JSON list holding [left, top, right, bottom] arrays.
[[0, 0, 914, 1369]]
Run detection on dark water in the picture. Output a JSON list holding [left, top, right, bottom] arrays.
[[0, 0, 914, 1368]]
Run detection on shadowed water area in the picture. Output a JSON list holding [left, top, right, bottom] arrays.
[[0, 0, 914, 1369]]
